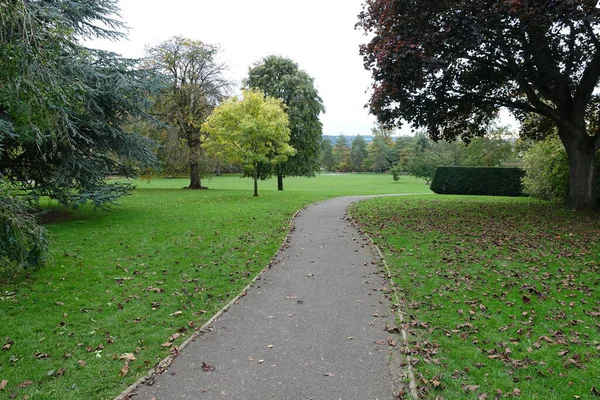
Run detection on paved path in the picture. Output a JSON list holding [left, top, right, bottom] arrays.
[[129, 196, 398, 400]]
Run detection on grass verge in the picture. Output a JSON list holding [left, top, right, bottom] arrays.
[[349, 195, 600, 399], [0, 174, 430, 399]]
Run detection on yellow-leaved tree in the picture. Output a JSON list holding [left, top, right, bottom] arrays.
[[203, 90, 295, 196]]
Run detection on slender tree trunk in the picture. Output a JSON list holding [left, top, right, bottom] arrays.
[[560, 128, 599, 210], [277, 173, 284, 191], [253, 162, 259, 197]]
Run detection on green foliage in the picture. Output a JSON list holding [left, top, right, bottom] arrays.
[[521, 136, 570, 202], [144, 36, 230, 188], [430, 167, 526, 197], [351, 196, 600, 399], [389, 164, 403, 182], [350, 135, 369, 172], [333, 135, 351, 172], [0, 193, 49, 277], [320, 138, 336, 172], [203, 90, 294, 196], [245, 56, 324, 184], [406, 150, 454, 184]]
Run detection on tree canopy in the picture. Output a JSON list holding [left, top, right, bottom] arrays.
[[358, 0, 600, 209], [1, 0, 159, 207], [1, 0, 162, 272], [245, 55, 324, 190], [202, 90, 294, 197], [144, 36, 231, 189]]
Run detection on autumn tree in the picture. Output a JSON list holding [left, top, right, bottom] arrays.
[[245, 56, 325, 190], [202, 90, 295, 197], [358, 0, 600, 210], [1, 0, 160, 272], [145, 36, 231, 189]]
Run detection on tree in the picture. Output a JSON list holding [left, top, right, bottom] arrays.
[[145, 36, 230, 189], [245, 56, 325, 190], [1, 0, 160, 271], [358, 0, 600, 210], [333, 135, 351, 172], [202, 90, 295, 197], [369, 136, 392, 172], [320, 138, 336, 172], [350, 136, 369, 172]]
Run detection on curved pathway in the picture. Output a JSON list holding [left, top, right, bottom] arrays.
[[127, 196, 399, 399]]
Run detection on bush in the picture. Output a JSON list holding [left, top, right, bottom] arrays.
[[430, 167, 526, 196], [390, 164, 403, 182], [0, 194, 49, 277], [406, 150, 454, 184], [521, 136, 569, 202]]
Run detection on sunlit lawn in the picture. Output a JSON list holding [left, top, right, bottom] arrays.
[[350, 196, 600, 399], [0, 173, 429, 400]]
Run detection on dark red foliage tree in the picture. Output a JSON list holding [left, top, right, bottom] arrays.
[[358, 0, 600, 210]]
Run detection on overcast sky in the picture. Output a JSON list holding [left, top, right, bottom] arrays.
[[89, 0, 396, 136]]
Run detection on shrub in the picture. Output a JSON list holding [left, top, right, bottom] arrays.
[[430, 167, 525, 196], [521, 136, 569, 202], [0, 194, 49, 277]]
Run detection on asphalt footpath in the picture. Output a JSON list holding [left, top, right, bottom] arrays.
[[128, 196, 399, 400]]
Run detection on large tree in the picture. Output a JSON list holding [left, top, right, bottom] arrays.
[[145, 36, 230, 189], [0, 0, 160, 271], [245, 55, 325, 190], [358, 0, 600, 210], [202, 90, 295, 197]]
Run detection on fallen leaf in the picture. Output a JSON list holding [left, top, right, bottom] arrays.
[[56, 302, 65, 306], [258, 359, 264, 364], [202, 362, 215, 371], [0, 380, 7, 390], [170, 311, 183, 317], [511, 388, 521, 396], [387, 337, 397, 347], [119, 353, 136, 362], [170, 333, 181, 341], [558, 349, 569, 357], [17, 380, 33, 389], [522, 295, 530, 304], [161, 342, 172, 348], [463, 384, 480, 392], [285, 294, 297, 300], [77, 360, 86, 367], [592, 386, 600, 396], [323, 372, 334, 377], [119, 362, 129, 377], [55, 368, 65, 377]]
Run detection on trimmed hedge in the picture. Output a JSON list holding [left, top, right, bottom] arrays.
[[430, 167, 526, 197]]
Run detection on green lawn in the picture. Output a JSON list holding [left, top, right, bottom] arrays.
[[350, 196, 600, 399], [0, 174, 429, 400]]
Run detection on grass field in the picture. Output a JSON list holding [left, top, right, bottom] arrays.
[[350, 196, 600, 399], [0, 174, 429, 400]]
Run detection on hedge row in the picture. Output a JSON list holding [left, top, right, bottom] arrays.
[[430, 167, 526, 197]]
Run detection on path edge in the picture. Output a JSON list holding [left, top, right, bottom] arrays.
[[347, 203, 420, 400], [113, 205, 309, 400]]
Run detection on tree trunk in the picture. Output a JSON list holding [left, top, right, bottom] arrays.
[[187, 137, 207, 189], [253, 162, 259, 197], [277, 173, 284, 191], [560, 128, 599, 210]]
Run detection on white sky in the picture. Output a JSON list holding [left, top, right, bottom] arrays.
[[90, 0, 518, 137], [89, 0, 387, 136]]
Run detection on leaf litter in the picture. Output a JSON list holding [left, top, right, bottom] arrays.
[[350, 197, 600, 399]]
